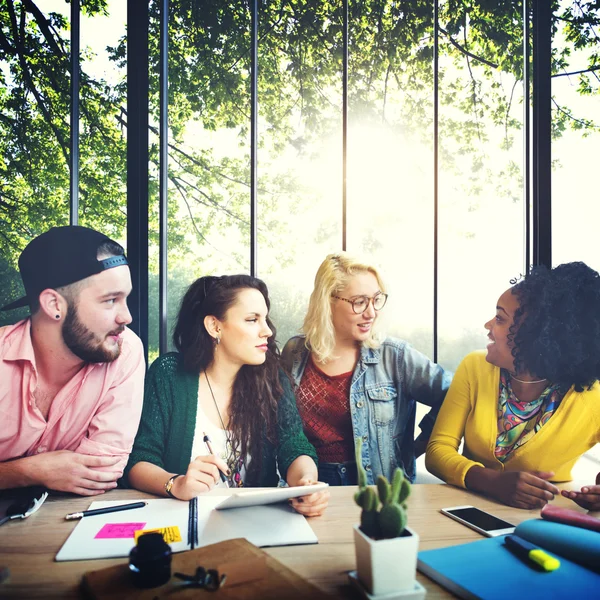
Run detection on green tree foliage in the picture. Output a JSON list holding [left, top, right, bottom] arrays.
[[0, 0, 598, 331]]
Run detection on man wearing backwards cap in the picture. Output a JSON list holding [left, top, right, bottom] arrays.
[[0, 226, 145, 496]]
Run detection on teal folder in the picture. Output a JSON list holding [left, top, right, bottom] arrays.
[[417, 519, 600, 600]]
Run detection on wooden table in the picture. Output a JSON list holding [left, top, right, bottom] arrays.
[[0, 483, 591, 599]]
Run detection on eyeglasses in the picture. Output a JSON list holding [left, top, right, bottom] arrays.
[[332, 292, 388, 314]]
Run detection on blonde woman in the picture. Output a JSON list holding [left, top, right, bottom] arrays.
[[281, 253, 451, 486]]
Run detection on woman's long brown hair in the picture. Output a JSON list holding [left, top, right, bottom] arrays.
[[172, 274, 281, 484]]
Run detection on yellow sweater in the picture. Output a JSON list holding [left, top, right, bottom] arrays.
[[425, 351, 600, 487]]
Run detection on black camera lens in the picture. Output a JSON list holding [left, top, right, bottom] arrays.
[[129, 532, 172, 588]]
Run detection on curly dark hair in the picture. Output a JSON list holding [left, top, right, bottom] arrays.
[[509, 261, 600, 392], [172, 274, 281, 485]]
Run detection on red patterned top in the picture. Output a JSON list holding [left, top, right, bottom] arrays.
[[295, 357, 354, 463]]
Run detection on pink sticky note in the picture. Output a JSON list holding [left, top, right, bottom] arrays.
[[95, 522, 146, 539]]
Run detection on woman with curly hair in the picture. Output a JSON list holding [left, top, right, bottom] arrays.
[[124, 275, 329, 517], [426, 261, 600, 510], [282, 253, 450, 486]]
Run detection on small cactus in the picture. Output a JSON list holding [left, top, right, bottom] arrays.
[[353, 437, 411, 539]]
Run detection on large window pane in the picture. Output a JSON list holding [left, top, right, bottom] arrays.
[[346, 3, 434, 360], [437, 2, 525, 371], [258, 2, 343, 346], [147, 2, 253, 358], [0, 0, 72, 324], [0, 1, 127, 325], [79, 1, 127, 239], [552, 0, 600, 471], [552, 0, 600, 273]]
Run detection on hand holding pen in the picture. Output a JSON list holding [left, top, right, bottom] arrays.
[[167, 449, 229, 501], [203, 433, 229, 487]]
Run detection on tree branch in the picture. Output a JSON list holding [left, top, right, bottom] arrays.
[[7, 0, 69, 163], [552, 97, 599, 129], [169, 174, 246, 267], [22, 0, 65, 59], [505, 79, 519, 144], [553, 65, 600, 77], [224, 0, 291, 72], [0, 112, 16, 127], [0, 194, 17, 210], [438, 26, 499, 69], [0, 25, 16, 55], [463, 22, 483, 145], [170, 174, 211, 244], [116, 111, 252, 189], [166, 136, 248, 188], [169, 159, 248, 226]]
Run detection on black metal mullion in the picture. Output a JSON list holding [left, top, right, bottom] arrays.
[[127, 0, 150, 359], [523, 0, 531, 272], [531, 0, 552, 267], [342, 0, 348, 251], [159, 0, 169, 355], [250, 0, 258, 276], [70, 0, 80, 225], [433, 1, 439, 363]]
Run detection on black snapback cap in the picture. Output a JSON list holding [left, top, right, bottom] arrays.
[[1, 226, 128, 312]]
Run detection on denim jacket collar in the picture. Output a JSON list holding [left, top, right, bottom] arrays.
[[360, 345, 380, 365]]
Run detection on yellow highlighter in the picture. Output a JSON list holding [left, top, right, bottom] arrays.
[[504, 534, 560, 572]]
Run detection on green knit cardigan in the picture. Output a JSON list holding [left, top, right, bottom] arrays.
[[122, 352, 318, 487]]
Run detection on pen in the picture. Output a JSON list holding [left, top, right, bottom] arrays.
[[504, 534, 560, 572], [187, 497, 198, 550], [65, 501, 148, 521], [193, 496, 198, 548], [202, 431, 229, 485]]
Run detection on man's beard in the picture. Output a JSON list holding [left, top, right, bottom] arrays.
[[62, 303, 124, 363]]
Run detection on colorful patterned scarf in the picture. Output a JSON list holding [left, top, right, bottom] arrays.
[[494, 370, 565, 462]]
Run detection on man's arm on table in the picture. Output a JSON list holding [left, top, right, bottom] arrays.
[[0, 451, 122, 495], [0, 333, 145, 495]]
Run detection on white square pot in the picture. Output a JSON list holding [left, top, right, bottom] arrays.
[[354, 524, 419, 596]]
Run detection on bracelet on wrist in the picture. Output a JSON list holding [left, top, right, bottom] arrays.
[[164, 473, 183, 499]]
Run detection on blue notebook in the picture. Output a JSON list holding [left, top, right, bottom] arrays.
[[418, 519, 600, 600]]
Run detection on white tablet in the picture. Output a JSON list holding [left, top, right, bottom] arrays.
[[215, 482, 329, 510]]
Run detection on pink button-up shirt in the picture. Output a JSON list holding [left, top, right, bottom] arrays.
[[0, 319, 145, 473]]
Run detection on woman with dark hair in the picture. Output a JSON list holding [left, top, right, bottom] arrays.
[[426, 262, 600, 510], [124, 275, 329, 516]]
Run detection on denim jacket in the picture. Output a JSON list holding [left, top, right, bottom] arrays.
[[281, 335, 451, 484]]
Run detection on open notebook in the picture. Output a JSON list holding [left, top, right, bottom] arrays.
[[56, 495, 318, 561]]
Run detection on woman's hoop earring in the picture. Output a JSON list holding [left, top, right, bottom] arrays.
[[215, 336, 220, 346]]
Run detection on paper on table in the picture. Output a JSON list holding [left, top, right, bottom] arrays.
[[134, 526, 182, 543], [56, 495, 318, 561], [94, 523, 146, 539], [56, 497, 196, 560]]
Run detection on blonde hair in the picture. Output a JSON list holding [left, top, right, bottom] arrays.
[[302, 252, 386, 363]]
